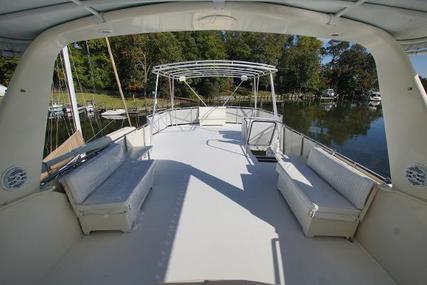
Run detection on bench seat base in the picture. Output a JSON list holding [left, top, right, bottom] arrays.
[[78, 160, 156, 234], [277, 169, 358, 239], [275, 150, 367, 239], [78, 211, 136, 235]]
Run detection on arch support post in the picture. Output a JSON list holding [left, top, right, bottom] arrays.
[[62, 46, 82, 133], [270, 72, 278, 119]]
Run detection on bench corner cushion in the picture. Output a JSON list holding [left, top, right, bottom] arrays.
[[275, 162, 313, 236], [60, 142, 125, 204], [307, 147, 374, 209]]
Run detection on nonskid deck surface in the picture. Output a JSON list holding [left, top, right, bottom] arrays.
[[42, 124, 395, 285]]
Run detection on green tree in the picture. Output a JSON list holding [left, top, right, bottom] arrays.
[[0, 55, 19, 86], [278, 36, 323, 93], [175, 31, 228, 98], [226, 32, 287, 89], [66, 39, 113, 91], [322, 40, 349, 65], [112, 33, 183, 98], [419, 76, 426, 91], [332, 44, 378, 97], [226, 32, 285, 65]]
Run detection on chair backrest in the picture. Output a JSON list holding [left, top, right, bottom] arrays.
[[307, 146, 374, 209], [60, 142, 126, 204]]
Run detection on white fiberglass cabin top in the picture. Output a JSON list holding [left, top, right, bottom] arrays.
[[1, 2, 427, 285]]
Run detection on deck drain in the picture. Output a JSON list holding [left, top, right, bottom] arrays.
[[256, 156, 277, 163]]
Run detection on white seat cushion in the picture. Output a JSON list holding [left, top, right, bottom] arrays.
[[277, 154, 360, 221], [78, 160, 155, 214], [307, 147, 374, 209], [60, 142, 125, 204]]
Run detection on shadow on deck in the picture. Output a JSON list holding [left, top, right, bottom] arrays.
[[42, 125, 395, 285]]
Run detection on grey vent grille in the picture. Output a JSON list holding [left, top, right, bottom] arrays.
[[1, 167, 27, 191], [405, 164, 427, 187]]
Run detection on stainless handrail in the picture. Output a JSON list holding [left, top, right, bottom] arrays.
[[147, 106, 283, 132], [40, 124, 150, 184], [41, 127, 137, 172], [282, 124, 391, 184], [246, 118, 279, 147]]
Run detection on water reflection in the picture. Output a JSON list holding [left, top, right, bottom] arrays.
[[282, 100, 390, 178], [319, 102, 337, 112]]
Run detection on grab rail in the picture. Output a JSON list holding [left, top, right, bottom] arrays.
[[41, 127, 137, 173], [40, 124, 150, 184]]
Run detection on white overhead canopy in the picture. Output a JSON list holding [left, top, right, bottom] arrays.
[[1, 1, 427, 55], [152, 60, 278, 80]]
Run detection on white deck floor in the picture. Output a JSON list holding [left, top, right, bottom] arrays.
[[42, 124, 396, 285]]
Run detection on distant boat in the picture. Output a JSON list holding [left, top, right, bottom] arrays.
[[0, 84, 7, 97], [101, 114, 127, 120], [101, 109, 126, 116], [48, 103, 64, 118], [369, 91, 381, 102], [320, 89, 338, 100], [64, 103, 94, 114], [77, 105, 86, 114], [85, 103, 94, 113]]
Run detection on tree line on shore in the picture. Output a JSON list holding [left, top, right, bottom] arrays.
[[1, 31, 426, 99]]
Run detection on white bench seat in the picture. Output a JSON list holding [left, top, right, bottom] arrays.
[[60, 137, 156, 235], [79, 160, 155, 212], [276, 146, 376, 238], [277, 155, 361, 221]]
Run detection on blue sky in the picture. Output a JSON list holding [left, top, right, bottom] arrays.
[[409, 55, 427, 78]]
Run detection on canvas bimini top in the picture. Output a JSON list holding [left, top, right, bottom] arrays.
[[152, 60, 278, 80]]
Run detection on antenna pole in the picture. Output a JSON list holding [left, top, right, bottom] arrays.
[[105, 37, 132, 126]]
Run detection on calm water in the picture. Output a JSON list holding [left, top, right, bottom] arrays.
[[45, 100, 390, 178], [281, 100, 390, 178]]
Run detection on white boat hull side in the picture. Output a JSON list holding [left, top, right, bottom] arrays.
[[357, 186, 427, 285], [0, 191, 81, 284], [101, 109, 126, 116]]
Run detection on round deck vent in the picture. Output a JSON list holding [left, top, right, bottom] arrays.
[[1, 166, 27, 191], [405, 164, 427, 187]]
